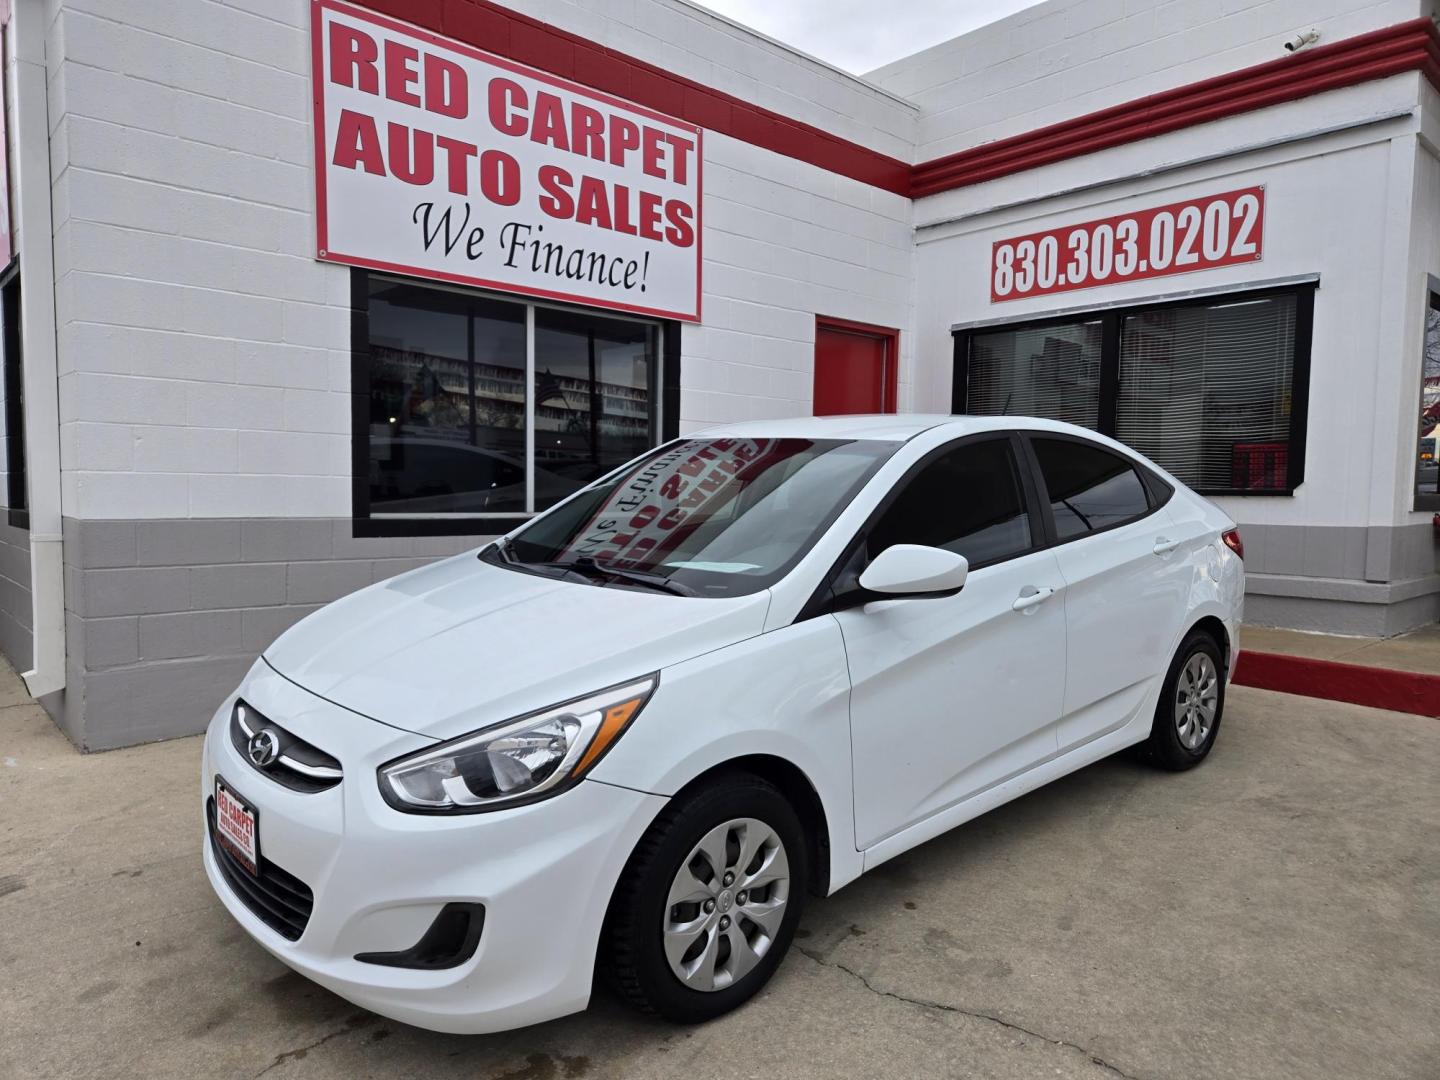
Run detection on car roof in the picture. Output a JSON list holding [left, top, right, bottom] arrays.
[[688, 414, 1096, 443]]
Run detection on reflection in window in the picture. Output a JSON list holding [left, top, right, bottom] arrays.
[[504, 439, 894, 597], [966, 319, 1102, 430], [1032, 438, 1150, 539], [534, 308, 657, 509], [367, 279, 527, 514], [957, 286, 1313, 496], [1416, 290, 1440, 502], [360, 274, 662, 521], [868, 439, 1032, 566]]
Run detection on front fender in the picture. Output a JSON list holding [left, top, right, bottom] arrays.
[[586, 616, 864, 893]]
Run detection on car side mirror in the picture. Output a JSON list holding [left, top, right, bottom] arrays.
[[857, 545, 968, 597]]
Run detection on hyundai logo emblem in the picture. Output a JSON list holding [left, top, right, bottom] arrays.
[[247, 728, 281, 768]]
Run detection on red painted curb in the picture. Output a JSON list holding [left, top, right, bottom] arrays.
[[1232, 650, 1440, 718]]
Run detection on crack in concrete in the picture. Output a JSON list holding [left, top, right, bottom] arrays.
[[796, 945, 1145, 1080], [251, 1015, 373, 1078]]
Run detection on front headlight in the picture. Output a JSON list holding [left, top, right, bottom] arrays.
[[378, 675, 657, 813]]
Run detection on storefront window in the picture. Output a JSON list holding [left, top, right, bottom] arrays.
[[356, 273, 663, 531], [367, 279, 528, 515], [1415, 287, 1440, 508], [955, 284, 1314, 495], [1118, 295, 1295, 492], [1, 266, 23, 529], [533, 307, 659, 510], [965, 318, 1102, 430]]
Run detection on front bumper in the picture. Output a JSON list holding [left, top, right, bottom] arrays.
[[200, 660, 666, 1034]]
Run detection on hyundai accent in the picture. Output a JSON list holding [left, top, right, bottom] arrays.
[[202, 414, 1244, 1032]]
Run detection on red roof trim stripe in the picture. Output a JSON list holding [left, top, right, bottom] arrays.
[[911, 16, 1440, 196], [352, 4, 1440, 200], [426, 0, 911, 194]]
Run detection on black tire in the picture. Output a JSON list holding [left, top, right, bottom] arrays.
[[603, 772, 808, 1023], [1143, 629, 1226, 771]]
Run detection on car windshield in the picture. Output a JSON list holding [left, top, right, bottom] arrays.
[[488, 437, 896, 597]]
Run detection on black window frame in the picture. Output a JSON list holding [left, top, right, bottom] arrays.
[[1413, 283, 1440, 513], [349, 269, 681, 538], [1, 259, 25, 530], [952, 282, 1316, 496]]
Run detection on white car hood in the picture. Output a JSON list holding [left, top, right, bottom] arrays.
[[263, 552, 770, 740]]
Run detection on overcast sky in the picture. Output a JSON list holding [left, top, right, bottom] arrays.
[[693, 0, 1046, 75]]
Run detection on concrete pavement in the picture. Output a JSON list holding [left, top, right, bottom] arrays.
[[1, 659, 1436, 1080], [1242, 623, 1440, 677]]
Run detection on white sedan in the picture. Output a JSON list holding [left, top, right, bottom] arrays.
[[202, 414, 1244, 1033]]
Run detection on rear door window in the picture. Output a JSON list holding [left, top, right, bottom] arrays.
[[1030, 438, 1151, 540]]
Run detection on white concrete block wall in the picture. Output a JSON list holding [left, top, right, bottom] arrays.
[[496, 0, 918, 162], [47, 0, 344, 520], [682, 133, 914, 428], [1393, 87, 1440, 527], [867, 0, 1428, 162], [912, 127, 1405, 529], [46, 0, 917, 519]]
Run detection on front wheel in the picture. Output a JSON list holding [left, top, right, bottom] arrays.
[[603, 773, 807, 1023], [1143, 630, 1226, 770]]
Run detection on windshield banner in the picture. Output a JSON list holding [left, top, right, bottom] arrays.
[[559, 440, 802, 570]]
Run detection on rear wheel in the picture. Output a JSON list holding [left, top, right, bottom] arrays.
[[604, 774, 807, 1023], [1144, 630, 1225, 770]]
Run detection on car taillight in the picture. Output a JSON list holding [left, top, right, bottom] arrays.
[[1221, 528, 1244, 560]]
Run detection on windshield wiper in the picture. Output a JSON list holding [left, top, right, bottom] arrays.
[[541, 556, 697, 597]]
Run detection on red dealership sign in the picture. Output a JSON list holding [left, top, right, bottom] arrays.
[[990, 187, 1265, 302], [311, 0, 702, 321]]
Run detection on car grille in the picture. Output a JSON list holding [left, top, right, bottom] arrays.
[[206, 797, 314, 942], [230, 700, 342, 793]]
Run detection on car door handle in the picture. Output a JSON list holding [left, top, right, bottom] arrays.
[[1153, 537, 1180, 556], [1012, 586, 1056, 612]]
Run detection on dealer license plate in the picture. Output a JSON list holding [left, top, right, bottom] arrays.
[[215, 778, 259, 877]]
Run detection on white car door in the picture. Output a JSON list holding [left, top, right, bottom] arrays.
[[832, 435, 1067, 851], [1022, 434, 1191, 753]]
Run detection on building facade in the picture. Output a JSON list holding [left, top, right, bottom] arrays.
[[0, 0, 1436, 748]]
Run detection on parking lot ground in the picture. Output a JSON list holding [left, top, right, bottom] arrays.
[[1241, 623, 1440, 677], [2, 660, 1437, 1080]]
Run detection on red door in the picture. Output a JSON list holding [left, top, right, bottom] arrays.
[[813, 317, 898, 415]]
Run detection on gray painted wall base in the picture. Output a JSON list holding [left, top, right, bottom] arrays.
[[0, 520, 32, 674], [1235, 521, 1439, 583], [1245, 590, 1440, 637], [14, 516, 1440, 751], [42, 518, 479, 752], [1236, 520, 1440, 637]]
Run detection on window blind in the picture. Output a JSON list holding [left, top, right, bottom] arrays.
[[1116, 295, 1295, 491], [965, 319, 1103, 430]]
